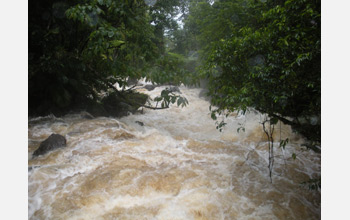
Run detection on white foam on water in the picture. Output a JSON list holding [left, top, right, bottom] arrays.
[[28, 85, 320, 219]]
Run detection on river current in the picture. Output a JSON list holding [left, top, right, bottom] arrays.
[[28, 84, 320, 219]]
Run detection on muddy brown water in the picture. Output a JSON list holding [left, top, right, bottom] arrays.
[[28, 85, 320, 219]]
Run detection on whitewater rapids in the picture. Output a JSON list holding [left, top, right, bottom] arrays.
[[28, 84, 320, 219]]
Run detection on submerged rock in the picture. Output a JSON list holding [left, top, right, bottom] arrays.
[[135, 121, 144, 126], [32, 134, 67, 157], [28, 165, 41, 171]]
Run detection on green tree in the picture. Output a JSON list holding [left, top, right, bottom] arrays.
[[185, 0, 321, 144], [29, 0, 190, 116]]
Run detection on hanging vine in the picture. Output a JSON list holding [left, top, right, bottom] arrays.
[[261, 116, 276, 183]]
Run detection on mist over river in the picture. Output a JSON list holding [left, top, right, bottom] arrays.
[[28, 84, 320, 219]]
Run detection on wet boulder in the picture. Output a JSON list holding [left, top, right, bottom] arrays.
[[127, 77, 139, 86], [127, 77, 143, 86], [144, 84, 156, 91], [168, 86, 181, 94], [32, 134, 67, 157], [96, 91, 148, 117]]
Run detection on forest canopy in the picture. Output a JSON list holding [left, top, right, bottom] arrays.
[[29, 0, 320, 144]]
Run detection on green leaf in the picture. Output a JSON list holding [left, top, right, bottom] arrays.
[[154, 97, 162, 102], [211, 112, 217, 120], [108, 31, 114, 38], [161, 89, 169, 97], [171, 96, 176, 104], [279, 138, 289, 149], [111, 40, 124, 47], [237, 127, 245, 133], [177, 97, 183, 106], [101, 54, 107, 60]]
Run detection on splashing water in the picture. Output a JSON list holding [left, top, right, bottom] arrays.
[[28, 84, 320, 219]]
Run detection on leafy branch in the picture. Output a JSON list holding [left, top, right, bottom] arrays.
[[143, 88, 188, 110]]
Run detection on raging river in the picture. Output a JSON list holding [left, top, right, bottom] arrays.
[[28, 84, 321, 219]]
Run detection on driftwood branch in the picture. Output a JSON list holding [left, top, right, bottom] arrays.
[[142, 105, 169, 110], [124, 85, 137, 92]]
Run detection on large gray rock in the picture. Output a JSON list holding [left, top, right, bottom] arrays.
[[127, 77, 139, 86], [144, 84, 156, 91], [32, 134, 67, 157]]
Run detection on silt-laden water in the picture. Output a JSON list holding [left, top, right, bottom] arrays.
[[28, 85, 320, 219]]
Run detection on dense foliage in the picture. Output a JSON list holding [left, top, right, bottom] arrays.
[[29, 0, 321, 145], [29, 0, 189, 116], [183, 0, 321, 144]]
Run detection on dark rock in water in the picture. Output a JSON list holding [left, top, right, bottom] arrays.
[[120, 102, 134, 112], [28, 165, 41, 171], [127, 77, 139, 86], [118, 102, 134, 116], [32, 134, 67, 157], [144, 84, 156, 91], [167, 86, 181, 94], [135, 121, 144, 126], [97, 91, 148, 118], [127, 77, 143, 86]]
